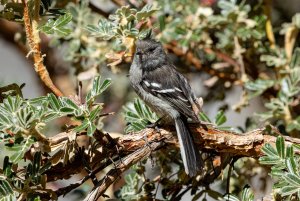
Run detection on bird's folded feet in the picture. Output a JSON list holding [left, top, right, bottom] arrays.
[[146, 117, 164, 133]]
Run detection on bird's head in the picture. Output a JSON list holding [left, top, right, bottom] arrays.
[[134, 39, 168, 71]]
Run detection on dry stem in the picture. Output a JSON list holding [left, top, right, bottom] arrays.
[[22, 0, 63, 96]]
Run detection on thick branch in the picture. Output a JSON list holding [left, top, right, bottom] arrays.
[[45, 124, 300, 200], [46, 124, 294, 183], [118, 124, 281, 157]]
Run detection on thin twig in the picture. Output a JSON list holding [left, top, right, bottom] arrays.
[[111, 0, 126, 6], [226, 158, 234, 196], [22, 0, 63, 96], [284, 25, 299, 62], [88, 2, 110, 18], [264, 0, 276, 49], [234, 36, 246, 80]]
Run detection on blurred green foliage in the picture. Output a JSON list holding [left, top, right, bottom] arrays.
[[0, 0, 300, 200]]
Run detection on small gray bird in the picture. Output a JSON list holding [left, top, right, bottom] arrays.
[[129, 39, 203, 176]]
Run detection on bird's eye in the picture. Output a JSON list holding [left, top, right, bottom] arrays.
[[149, 47, 156, 52]]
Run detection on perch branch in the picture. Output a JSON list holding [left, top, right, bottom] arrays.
[[45, 123, 299, 195], [42, 122, 300, 200], [117, 124, 281, 157]]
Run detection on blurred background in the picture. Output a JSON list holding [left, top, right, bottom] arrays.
[[1, 0, 300, 200]]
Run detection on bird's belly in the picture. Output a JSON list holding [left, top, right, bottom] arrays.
[[129, 62, 179, 119], [134, 85, 179, 119]]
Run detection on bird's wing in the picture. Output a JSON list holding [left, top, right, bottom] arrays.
[[141, 65, 199, 120]]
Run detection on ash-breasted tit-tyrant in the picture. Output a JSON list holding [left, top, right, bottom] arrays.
[[129, 39, 204, 176]]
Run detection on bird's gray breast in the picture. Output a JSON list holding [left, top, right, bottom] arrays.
[[129, 58, 179, 119]]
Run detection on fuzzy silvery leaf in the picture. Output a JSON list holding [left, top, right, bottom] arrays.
[[6, 137, 35, 164], [260, 54, 287, 67], [124, 98, 159, 133], [86, 19, 115, 40], [136, 4, 159, 21], [40, 13, 72, 36], [0, 177, 16, 201], [86, 76, 112, 105]]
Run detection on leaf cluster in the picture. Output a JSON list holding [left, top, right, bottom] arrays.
[[0, 76, 111, 199], [260, 137, 300, 200]]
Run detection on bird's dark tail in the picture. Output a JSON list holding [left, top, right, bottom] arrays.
[[175, 116, 203, 177]]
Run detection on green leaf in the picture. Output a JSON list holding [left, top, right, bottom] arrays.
[[47, 93, 61, 111], [136, 4, 158, 21], [261, 143, 279, 157], [293, 143, 300, 150], [7, 137, 35, 163], [286, 152, 297, 175], [215, 110, 227, 126], [61, 98, 80, 110], [123, 99, 159, 133], [260, 54, 287, 67], [199, 112, 212, 123], [271, 169, 285, 177], [134, 99, 144, 117], [286, 145, 294, 158], [73, 119, 89, 133], [222, 194, 240, 201], [86, 19, 115, 40], [40, 13, 72, 36], [89, 106, 101, 121], [87, 121, 96, 136], [287, 119, 300, 132], [158, 15, 166, 31], [3, 157, 12, 177], [5, 96, 22, 113], [276, 136, 285, 158], [59, 97, 83, 116], [245, 79, 275, 98], [218, 0, 236, 13], [283, 173, 300, 187], [0, 178, 15, 200], [241, 186, 254, 201], [60, 107, 75, 113], [290, 48, 300, 68], [281, 186, 299, 196], [259, 156, 281, 165], [43, 112, 60, 122], [86, 76, 112, 105], [28, 96, 48, 105], [130, 122, 146, 131]]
